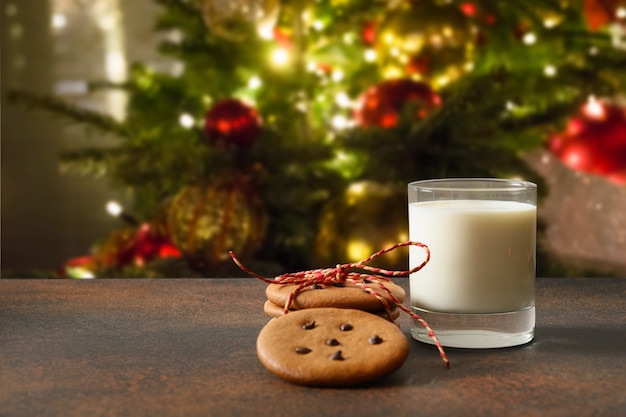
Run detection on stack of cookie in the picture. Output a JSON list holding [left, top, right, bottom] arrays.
[[263, 280, 405, 323]]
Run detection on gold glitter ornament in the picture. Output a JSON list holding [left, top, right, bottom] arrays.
[[198, 0, 280, 39], [376, 0, 473, 84], [167, 178, 267, 269], [313, 181, 409, 270]]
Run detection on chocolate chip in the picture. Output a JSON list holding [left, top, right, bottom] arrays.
[[340, 323, 353, 331], [369, 335, 383, 345], [328, 350, 344, 361], [302, 321, 316, 330], [310, 284, 323, 289], [295, 347, 312, 354], [332, 282, 346, 287], [325, 338, 340, 346]]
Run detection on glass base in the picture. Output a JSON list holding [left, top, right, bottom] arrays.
[[410, 306, 535, 349]]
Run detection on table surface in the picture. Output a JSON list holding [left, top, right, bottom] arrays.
[[1, 278, 625, 417]]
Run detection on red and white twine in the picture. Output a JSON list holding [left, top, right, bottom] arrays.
[[229, 241, 449, 368]]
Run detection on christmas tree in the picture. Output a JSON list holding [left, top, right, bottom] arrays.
[[9, 0, 626, 278]]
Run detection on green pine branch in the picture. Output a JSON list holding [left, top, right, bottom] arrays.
[[8, 90, 131, 138]]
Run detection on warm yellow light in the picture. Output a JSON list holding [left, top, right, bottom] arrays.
[[248, 76, 262, 89], [616, 7, 626, 19], [331, 114, 350, 129], [544, 65, 557, 77], [402, 34, 424, 52], [52, 13, 66, 29], [272, 48, 289, 65], [583, 96, 606, 119], [106, 201, 122, 217], [258, 25, 274, 40], [335, 150, 348, 161], [435, 74, 450, 87], [331, 69, 344, 82], [523, 33, 537, 45], [383, 66, 403, 79], [347, 182, 366, 195], [543, 17, 559, 28], [179, 113, 195, 128], [335, 92, 352, 108], [346, 240, 372, 262], [364, 49, 377, 62]]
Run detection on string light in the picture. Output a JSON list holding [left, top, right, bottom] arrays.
[[335, 92, 352, 108], [106, 201, 138, 225], [52, 13, 67, 29], [179, 113, 195, 128], [543, 16, 562, 28], [258, 24, 274, 40], [544, 65, 557, 77], [106, 201, 122, 217], [331, 114, 351, 130], [331, 69, 344, 82], [312, 20, 324, 31], [506, 100, 517, 111], [583, 96, 606, 120], [523, 32, 537, 45], [248, 76, 262, 89], [271, 47, 289, 66], [364, 49, 377, 62]]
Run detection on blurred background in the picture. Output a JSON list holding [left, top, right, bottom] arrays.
[[2, 0, 626, 277]]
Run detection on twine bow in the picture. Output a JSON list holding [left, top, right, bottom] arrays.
[[229, 241, 449, 368]]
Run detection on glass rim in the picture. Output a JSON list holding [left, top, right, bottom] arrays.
[[408, 178, 537, 192]]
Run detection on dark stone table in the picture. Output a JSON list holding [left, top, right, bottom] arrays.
[[1, 278, 624, 417]]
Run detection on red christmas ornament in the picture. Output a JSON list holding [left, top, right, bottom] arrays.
[[584, 0, 625, 31], [131, 223, 181, 266], [204, 99, 261, 148], [99, 224, 181, 268], [548, 101, 626, 185], [353, 79, 441, 128]]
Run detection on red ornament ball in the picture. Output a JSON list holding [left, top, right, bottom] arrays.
[[548, 101, 626, 185], [204, 98, 261, 148], [353, 79, 441, 128]]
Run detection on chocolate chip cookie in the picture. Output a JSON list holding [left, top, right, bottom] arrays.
[[265, 280, 405, 312], [256, 307, 409, 386]]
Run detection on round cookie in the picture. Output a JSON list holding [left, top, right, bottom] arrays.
[[256, 307, 409, 387], [265, 280, 405, 312], [263, 299, 401, 321]]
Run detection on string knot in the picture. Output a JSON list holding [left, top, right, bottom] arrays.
[[229, 241, 449, 368]]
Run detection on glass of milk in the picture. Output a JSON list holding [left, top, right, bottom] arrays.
[[408, 178, 537, 348]]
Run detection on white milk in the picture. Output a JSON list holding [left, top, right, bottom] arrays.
[[409, 200, 536, 314]]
